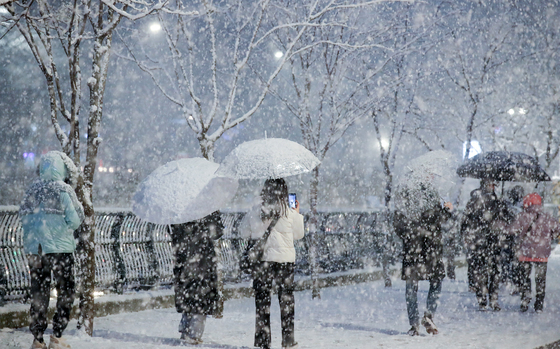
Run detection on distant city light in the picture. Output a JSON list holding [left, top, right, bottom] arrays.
[[463, 140, 482, 159], [507, 107, 527, 115], [274, 51, 283, 58], [149, 23, 162, 33]]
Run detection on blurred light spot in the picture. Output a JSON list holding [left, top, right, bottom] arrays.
[[274, 51, 283, 58], [507, 109, 515, 115], [150, 23, 161, 33]]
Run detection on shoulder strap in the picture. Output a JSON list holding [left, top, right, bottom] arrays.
[[260, 213, 281, 241]]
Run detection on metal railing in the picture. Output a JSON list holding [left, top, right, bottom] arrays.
[[0, 208, 396, 302]]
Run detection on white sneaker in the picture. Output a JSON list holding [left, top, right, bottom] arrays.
[[48, 335, 71, 349], [31, 339, 47, 349], [180, 332, 203, 345]]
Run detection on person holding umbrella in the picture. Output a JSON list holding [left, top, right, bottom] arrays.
[[508, 193, 560, 312], [239, 178, 304, 349], [460, 179, 512, 311], [132, 157, 239, 345], [393, 173, 453, 336]]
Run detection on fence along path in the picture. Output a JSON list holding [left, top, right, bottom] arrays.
[[0, 208, 389, 302]]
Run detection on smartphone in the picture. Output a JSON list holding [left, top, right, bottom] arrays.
[[289, 193, 297, 209]]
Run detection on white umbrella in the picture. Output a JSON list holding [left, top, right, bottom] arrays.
[[394, 150, 458, 216], [216, 138, 321, 179], [132, 158, 238, 224]]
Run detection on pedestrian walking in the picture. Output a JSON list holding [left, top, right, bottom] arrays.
[[508, 193, 560, 312], [393, 176, 453, 336], [19, 151, 84, 349], [460, 179, 511, 311], [169, 211, 224, 345], [502, 185, 525, 293], [239, 178, 304, 349]]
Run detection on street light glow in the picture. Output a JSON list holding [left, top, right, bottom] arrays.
[[507, 109, 515, 115], [274, 51, 283, 59], [149, 23, 162, 33]]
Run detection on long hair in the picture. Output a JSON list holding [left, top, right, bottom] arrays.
[[260, 178, 289, 221]]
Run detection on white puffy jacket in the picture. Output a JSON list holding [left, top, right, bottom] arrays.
[[240, 203, 305, 263]]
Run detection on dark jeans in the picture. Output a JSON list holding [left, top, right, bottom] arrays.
[[405, 279, 442, 327], [253, 262, 296, 349], [471, 238, 501, 306], [501, 236, 520, 287], [28, 253, 75, 341], [519, 261, 547, 310]]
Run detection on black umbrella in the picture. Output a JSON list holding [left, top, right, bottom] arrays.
[[456, 151, 551, 182]]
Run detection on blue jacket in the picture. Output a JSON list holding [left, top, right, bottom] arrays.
[[20, 152, 84, 254]]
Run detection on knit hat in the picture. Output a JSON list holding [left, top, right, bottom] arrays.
[[523, 193, 542, 208]]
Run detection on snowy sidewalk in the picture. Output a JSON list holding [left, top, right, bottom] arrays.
[[2, 247, 560, 349]]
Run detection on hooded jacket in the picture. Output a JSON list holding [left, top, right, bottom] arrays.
[[19, 152, 84, 254], [240, 200, 305, 263], [508, 204, 560, 262]]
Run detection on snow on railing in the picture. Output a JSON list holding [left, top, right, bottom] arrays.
[[0, 208, 386, 302]]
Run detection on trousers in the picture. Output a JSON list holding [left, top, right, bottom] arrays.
[[28, 253, 75, 341], [405, 279, 442, 327], [253, 262, 296, 349]]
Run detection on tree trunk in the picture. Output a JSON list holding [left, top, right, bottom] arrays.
[[75, 183, 95, 335], [308, 166, 320, 298]]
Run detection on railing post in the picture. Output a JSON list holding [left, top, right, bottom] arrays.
[[145, 222, 159, 288], [110, 213, 126, 294]]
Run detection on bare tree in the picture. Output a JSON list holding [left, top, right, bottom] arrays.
[[426, 2, 523, 202], [1, 0, 172, 335], [267, 1, 416, 295], [118, 0, 391, 162]]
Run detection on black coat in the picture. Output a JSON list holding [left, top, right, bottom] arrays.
[[460, 188, 512, 250], [170, 211, 224, 315], [394, 203, 452, 281]]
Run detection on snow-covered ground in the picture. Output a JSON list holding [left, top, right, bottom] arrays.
[[2, 246, 560, 349]]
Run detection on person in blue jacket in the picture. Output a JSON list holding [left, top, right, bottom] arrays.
[[19, 151, 84, 349]]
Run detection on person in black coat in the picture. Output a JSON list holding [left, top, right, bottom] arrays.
[[460, 179, 512, 311], [169, 211, 223, 345], [394, 182, 453, 336]]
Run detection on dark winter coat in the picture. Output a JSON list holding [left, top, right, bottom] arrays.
[[170, 211, 223, 315], [460, 188, 512, 250], [393, 201, 452, 281], [508, 205, 560, 261]]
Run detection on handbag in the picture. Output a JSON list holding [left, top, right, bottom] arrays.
[[239, 214, 280, 275]]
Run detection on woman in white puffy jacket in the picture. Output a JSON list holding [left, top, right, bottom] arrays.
[[240, 178, 304, 349]]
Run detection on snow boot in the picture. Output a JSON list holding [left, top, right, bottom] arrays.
[[180, 332, 203, 345], [534, 295, 544, 313], [490, 301, 501, 312], [520, 295, 531, 313], [407, 326, 419, 336], [31, 339, 47, 349], [48, 335, 70, 349], [421, 313, 438, 335]]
